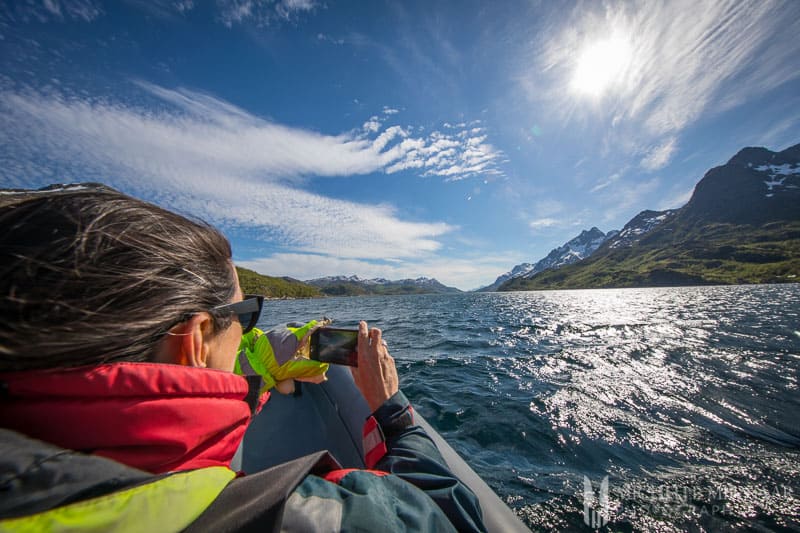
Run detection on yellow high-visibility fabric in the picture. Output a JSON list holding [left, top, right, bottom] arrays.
[[236, 322, 328, 394], [0, 466, 235, 533]]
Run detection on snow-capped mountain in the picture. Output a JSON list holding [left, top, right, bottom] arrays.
[[308, 275, 444, 286], [479, 263, 537, 292], [479, 227, 613, 291], [683, 143, 800, 225], [309, 275, 392, 285], [307, 275, 461, 295], [605, 210, 677, 249]]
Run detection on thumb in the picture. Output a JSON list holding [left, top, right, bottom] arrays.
[[274, 378, 296, 395]]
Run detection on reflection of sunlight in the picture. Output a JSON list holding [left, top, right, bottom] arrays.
[[570, 35, 632, 97]]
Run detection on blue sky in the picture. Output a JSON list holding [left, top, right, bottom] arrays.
[[1, 0, 799, 290]]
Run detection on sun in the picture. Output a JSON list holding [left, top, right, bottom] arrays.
[[570, 35, 632, 97]]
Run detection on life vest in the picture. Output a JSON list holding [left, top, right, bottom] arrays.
[[0, 363, 329, 532], [0, 427, 337, 533]]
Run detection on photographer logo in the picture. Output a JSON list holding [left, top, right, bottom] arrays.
[[583, 475, 609, 528]]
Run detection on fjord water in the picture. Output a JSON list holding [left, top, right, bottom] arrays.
[[261, 285, 800, 531]]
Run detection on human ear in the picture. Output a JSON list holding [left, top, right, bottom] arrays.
[[168, 313, 213, 368]]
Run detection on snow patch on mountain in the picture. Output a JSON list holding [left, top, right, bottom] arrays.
[[608, 210, 677, 249], [754, 163, 800, 198]]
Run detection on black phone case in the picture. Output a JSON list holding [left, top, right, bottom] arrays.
[[310, 328, 359, 366]]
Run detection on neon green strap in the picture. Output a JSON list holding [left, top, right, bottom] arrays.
[[235, 322, 328, 393], [0, 467, 236, 533], [287, 320, 316, 341]]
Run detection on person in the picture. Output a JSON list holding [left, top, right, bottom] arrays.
[[0, 186, 486, 532]]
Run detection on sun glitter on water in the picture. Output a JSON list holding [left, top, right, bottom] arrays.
[[570, 35, 632, 97]]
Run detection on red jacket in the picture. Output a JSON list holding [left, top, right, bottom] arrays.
[[0, 362, 265, 473]]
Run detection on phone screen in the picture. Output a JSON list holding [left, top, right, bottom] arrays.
[[310, 328, 359, 366]]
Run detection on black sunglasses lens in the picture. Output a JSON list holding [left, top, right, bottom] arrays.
[[235, 296, 263, 334], [238, 312, 255, 333]]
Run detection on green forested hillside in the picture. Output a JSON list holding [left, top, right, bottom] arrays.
[[236, 266, 323, 298]]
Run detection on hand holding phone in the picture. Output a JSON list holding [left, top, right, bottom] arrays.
[[351, 321, 399, 412], [309, 327, 359, 367]]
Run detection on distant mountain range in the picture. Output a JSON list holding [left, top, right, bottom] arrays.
[[306, 275, 461, 296], [501, 143, 800, 291], [478, 227, 615, 291]]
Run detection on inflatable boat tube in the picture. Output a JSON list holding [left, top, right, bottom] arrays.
[[239, 364, 530, 532]]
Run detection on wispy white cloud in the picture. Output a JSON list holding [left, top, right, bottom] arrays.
[[217, 0, 318, 27], [657, 185, 694, 211], [277, 0, 316, 16], [640, 137, 677, 171], [529, 218, 559, 230], [348, 118, 505, 181], [0, 83, 496, 262], [590, 172, 621, 193], [1, 0, 102, 22], [3, 0, 318, 26], [362, 116, 382, 133], [522, 0, 800, 165], [174, 1, 195, 14], [749, 108, 800, 150], [600, 177, 661, 222], [317, 33, 345, 45], [2, 82, 503, 184], [526, 199, 576, 232], [533, 198, 565, 218]]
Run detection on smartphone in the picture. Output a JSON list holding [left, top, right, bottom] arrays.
[[310, 327, 359, 367]]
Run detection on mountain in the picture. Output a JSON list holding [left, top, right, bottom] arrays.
[[478, 263, 537, 292], [307, 275, 462, 296], [501, 143, 800, 291], [683, 145, 800, 224], [604, 210, 675, 249], [479, 227, 614, 291], [236, 267, 323, 298]]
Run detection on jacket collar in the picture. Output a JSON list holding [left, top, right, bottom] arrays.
[[0, 362, 268, 474]]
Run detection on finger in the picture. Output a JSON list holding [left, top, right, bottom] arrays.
[[370, 327, 382, 348], [358, 322, 369, 353], [356, 321, 370, 372], [275, 378, 296, 395], [371, 328, 391, 360]]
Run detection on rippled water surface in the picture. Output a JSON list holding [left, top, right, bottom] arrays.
[[260, 285, 800, 531]]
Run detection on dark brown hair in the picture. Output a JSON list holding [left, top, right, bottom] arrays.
[[0, 187, 236, 371]]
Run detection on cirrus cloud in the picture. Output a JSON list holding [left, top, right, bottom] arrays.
[[520, 0, 800, 167], [0, 82, 501, 263]]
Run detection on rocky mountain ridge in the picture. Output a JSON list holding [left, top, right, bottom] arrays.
[[479, 227, 614, 291], [306, 275, 461, 296], [501, 143, 800, 290]]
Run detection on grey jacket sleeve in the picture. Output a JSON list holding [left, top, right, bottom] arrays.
[[370, 391, 487, 533]]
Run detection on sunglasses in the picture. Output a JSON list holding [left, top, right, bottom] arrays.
[[211, 294, 264, 334]]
